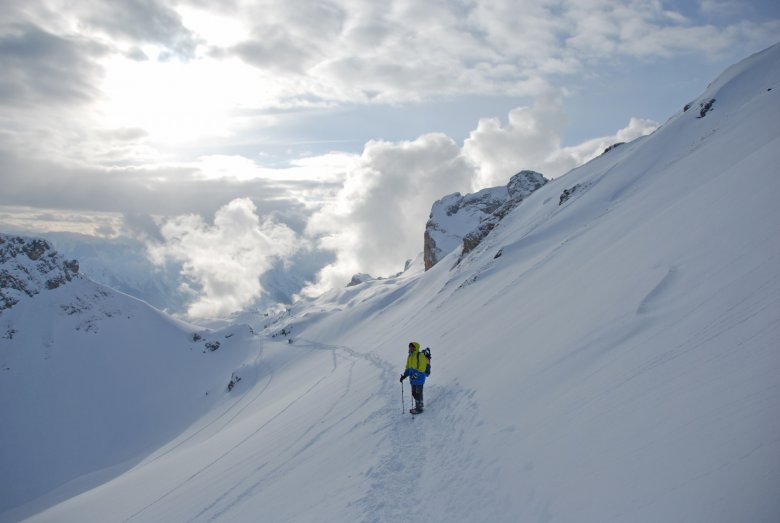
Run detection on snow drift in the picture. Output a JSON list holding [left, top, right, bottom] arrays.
[[2, 44, 779, 522]]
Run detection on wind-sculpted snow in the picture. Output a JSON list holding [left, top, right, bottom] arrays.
[[3, 44, 780, 523]]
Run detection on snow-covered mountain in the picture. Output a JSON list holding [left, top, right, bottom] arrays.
[[2, 43, 780, 522], [0, 235, 259, 518], [36, 232, 189, 315]]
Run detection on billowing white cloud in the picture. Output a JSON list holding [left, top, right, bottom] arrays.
[[148, 198, 302, 318], [463, 92, 569, 188], [542, 116, 659, 176], [303, 133, 474, 295], [463, 94, 659, 186]]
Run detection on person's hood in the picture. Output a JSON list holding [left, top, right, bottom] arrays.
[[409, 342, 420, 353]]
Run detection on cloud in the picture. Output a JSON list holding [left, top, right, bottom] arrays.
[[463, 92, 569, 188], [0, 205, 124, 237], [233, 28, 314, 74], [221, 0, 780, 105], [226, 0, 552, 103], [71, 0, 200, 58], [463, 95, 659, 185], [122, 212, 164, 242], [303, 133, 475, 295], [0, 23, 106, 107], [560, 0, 780, 61], [2, 0, 775, 171], [148, 198, 302, 318], [542, 117, 659, 177], [0, 139, 325, 223], [232, 0, 345, 73]]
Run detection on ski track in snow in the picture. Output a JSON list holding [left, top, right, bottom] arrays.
[[124, 349, 333, 522], [141, 345, 270, 466], [166, 338, 388, 521], [195, 350, 361, 521]]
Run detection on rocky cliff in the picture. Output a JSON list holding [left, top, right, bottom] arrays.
[[0, 234, 80, 312], [423, 170, 547, 270]]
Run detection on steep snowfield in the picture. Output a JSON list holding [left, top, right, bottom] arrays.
[[2, 44, 779, 522], [0, 275, 259, 520]]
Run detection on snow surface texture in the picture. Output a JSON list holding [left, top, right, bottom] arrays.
[[2, 44, 780, 522]]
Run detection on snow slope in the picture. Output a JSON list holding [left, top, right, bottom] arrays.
[[2, 44, 780, 522], [0, 245, 259, 519]]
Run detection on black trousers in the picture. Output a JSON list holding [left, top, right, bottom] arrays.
[[411, 384, 424, 404]]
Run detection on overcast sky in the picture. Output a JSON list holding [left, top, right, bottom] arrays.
[[1, 0, 778, 316]]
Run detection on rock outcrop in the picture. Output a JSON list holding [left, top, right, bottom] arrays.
[[423, 170, 548, 270], [0, 234, 80, 312], [347, 273, 374, 287]]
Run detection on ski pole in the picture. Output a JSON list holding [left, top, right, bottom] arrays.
[[401, 381, 405, 414]]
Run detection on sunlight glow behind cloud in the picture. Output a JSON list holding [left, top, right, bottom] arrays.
[[99, 55, 255, 144]]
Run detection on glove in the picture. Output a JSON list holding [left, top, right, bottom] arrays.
[[399, 374, 406, 382]]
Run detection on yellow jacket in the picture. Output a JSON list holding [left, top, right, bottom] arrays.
[[404, 342, 430, 385]]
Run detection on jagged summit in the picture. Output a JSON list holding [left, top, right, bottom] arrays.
[[0, 234, 80, 312], [423, 170, 547, 270]]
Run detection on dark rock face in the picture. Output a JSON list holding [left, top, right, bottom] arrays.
[[602, 142, 625, 155], [559, 185, 580, 205], [697, 98, 716, 118], [22, 239, 48, 261], [423, 233, 440, 271], [559, 182, 593, 206], [0, 234, 80, 312]]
